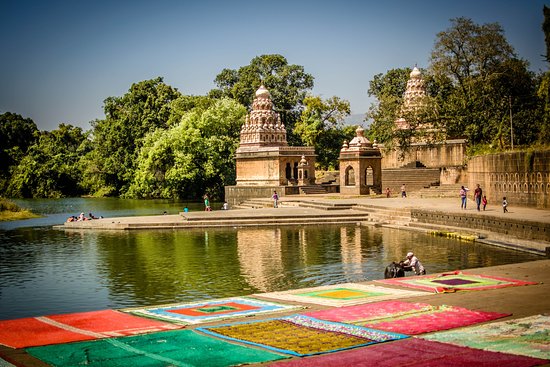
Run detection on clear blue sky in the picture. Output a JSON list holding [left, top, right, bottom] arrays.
[[0, 0, 547, 131]]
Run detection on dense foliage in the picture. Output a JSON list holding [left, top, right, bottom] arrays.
[[294, 95, 355, 170], [127, 98, 246, 200], [86, 77, 182, 197], [6, 124, 90, 198], [0, 112, 38, 192]]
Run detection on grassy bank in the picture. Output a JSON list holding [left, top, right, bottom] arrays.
[[0, 199, 40, 221]]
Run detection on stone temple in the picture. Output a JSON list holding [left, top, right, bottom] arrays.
[[225, 85, 317, 205]]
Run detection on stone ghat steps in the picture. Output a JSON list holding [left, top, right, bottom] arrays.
[[181, 211, 369, 223], [382, 168, 441, 192], [295, 201, 354, 210], [352, 204, 412, 224], [117, 214, 372, 229]]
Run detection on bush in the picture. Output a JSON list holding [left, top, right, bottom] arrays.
[[0, 198, 21, 212]]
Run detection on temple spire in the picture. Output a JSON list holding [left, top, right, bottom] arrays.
[[239, 85, 287, 147]]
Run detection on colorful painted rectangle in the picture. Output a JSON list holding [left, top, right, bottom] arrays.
[[197, 315, 408, 356], [303, 300, 510, 335], [267, 338, 549, 367], [255, 283, 428, 306], [0, 309, 182, 348], [126, 297, 302, 325], [26, 329, 287, 367], [376, 271, 538, 293], [421, 314, 550, 360]]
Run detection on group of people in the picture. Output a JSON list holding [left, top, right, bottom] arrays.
[[460, 184, 508, 213], [66, 212, 102, 222]]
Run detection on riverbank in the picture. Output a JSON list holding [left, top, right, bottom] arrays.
[[58, 195, 550, 257], [0, 199, 40, 221]]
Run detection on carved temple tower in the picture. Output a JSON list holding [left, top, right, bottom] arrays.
[[395, 66, 428, 130], [225, 85, 316, 205]]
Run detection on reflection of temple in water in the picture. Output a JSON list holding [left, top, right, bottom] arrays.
[[340, 227, 363, 277], [237, 228, 284, 292]]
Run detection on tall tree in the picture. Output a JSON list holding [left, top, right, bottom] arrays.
[[429, 17, 542, 148], [210, 54, 314, 145], [6, 124, 90, 198], [0, 112, 38, 191], [85, 77, 182, 196], [294, 95, 354, 170], [127, 98, 247, 200]]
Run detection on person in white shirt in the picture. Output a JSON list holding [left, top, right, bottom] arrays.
[[402, 252, 426, 275]]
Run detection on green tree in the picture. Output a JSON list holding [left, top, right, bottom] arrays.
[[293, 95, 354, 169], [537, 72, 550, 144], [428, 17, 539, 148], [0, 112, 38, 192], [85, 77, 182, 196], [7, 124, 90, 198], [127, 98, 247, 200], [210, 54, 314, 144]]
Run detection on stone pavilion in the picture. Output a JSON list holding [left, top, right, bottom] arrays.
[[339, 126, 382, 195]]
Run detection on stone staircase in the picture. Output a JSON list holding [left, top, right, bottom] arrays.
[[180, 210, 370, 228], [233, 198, 275, 209], [295, 201, 354, 211], [352, 204, 412, 225], [382, 168, 441, 195]]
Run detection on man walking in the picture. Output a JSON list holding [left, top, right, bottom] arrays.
[[474, 184, 483, 211]]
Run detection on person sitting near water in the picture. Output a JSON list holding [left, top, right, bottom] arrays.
[[402, 252, 426, 275]]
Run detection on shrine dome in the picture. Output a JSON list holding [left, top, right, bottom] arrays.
[[255, 85, 270, 98]]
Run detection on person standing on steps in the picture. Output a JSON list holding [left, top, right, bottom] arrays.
[[401, 184, 407, 198], [474, 184, 483, 211], [272, 190, 279, 208], [203, 195, 211, 211], [503, 197, 508, 213]]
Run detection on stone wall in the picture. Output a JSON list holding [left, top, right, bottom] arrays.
[[225, 185, 285, 206], [381, 139, 467, 169], [467, 151, 550, 209], [412, 209, 550, 242]]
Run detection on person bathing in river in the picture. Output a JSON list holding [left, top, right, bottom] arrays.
[[402, 252, 426, 275]]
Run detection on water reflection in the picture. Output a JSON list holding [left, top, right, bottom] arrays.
[[0, 224, 542, 320]]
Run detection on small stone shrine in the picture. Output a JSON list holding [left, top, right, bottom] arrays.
[[225, 85, 316, 205], [339, 126, 382, 195]]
